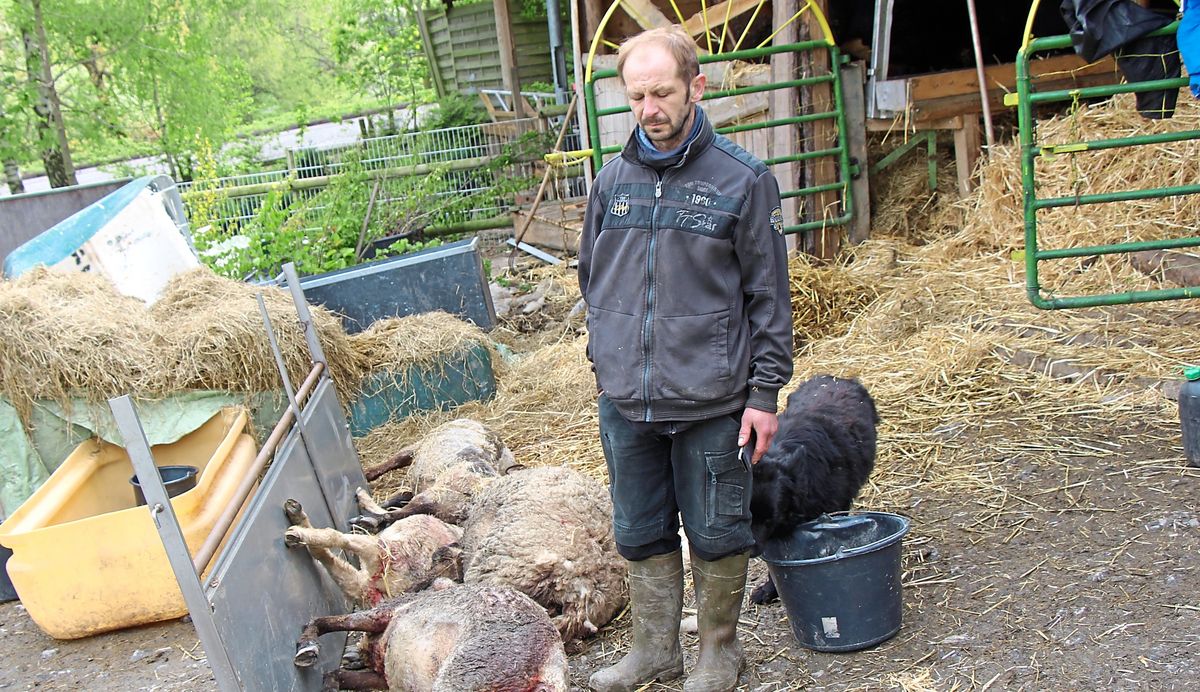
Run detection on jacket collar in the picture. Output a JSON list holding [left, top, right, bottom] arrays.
[[621, 105, 715, 170]]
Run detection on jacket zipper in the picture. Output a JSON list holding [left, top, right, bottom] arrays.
[[641, 175, 663, 421]]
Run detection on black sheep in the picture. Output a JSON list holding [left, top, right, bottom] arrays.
[[749, 375, 878, 604]]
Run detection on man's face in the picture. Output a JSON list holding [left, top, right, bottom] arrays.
[[621, 44, 706, 152]]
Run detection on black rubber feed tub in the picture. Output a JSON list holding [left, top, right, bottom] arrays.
[[761, 511, 910, 652]]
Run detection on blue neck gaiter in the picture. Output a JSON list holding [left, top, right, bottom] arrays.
[[635, 105, 707, 169]]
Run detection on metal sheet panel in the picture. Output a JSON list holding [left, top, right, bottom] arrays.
[[298, 237, 496, 332], [203, 379, 368, 691]]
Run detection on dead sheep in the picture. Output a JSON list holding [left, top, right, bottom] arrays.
[[459, 465, 628, 644], [295, 583, 569, 692], [354, 419, 520, 529], [283, 494, 462, 606]]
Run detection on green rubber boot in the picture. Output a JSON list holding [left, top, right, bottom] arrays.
[[683, 550, 749, 692], [589, 550, 685, 691]]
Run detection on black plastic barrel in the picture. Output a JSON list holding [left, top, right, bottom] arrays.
[[1179, 367, 1200, 467], [761, 511, 910, 652], [130, 465, 199, 507]]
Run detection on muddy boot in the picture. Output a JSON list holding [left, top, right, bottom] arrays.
[[589, 550, 685, 691], [683, 550, 749, 692]]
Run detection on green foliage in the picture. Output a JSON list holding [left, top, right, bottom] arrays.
[[332, 0, 432, 108], [423, 93, 489, 130]]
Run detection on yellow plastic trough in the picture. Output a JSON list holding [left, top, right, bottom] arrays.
[[0, 407, 258, 639]]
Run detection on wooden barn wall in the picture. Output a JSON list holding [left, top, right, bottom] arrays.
[[419, 3, 554, 98]]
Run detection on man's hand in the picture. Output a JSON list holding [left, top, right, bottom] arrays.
[[738, 408, 778, 464]]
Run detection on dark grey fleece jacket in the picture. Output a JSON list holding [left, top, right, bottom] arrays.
[[577, 108, 794, 423]]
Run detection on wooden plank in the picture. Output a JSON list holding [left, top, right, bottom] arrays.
[[841, 61, 871, 246], [953, 115, 981, 196], [620, 0, 673, 30], [683, 0, 765, 41], [493, 0, 524, 111], [417, 7, 449, 98], [771, 0, 799, 254], [908, 54, 1119, 103], [802, 0, 840, 260]]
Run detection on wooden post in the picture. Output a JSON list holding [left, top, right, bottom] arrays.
[[802, 0, 840, 260], [841, 61, 871, 246], [493, 0, 524, 115], [772, 0, 800, 255]]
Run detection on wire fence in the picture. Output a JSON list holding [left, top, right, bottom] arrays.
[[181, 116, 586, 235]]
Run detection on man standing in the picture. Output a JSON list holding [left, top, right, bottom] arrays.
[[578, 25, 793, 692]]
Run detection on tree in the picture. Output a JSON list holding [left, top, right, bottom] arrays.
[[11, 0, 75, 187], [0, 0, 261, 184], [332, 0, 432, 117]]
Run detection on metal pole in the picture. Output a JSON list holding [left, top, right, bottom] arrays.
[[966, 0, 995, 148], [545, 0, 569, 104], [109, 395, 242, 692]]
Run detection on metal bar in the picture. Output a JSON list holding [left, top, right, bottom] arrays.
[[717, 111, 837, 135], [1034, 183, 1200, 210], [1032, 284, 1200, 310], [1037, 129, 1200, 156], [109, 395, 242, 692], [870, 132, 930, 174], [192, 363, 323, 573], [926, 130, 938, 191], [782, 181, 845, 199], [765, 147, 843, 166], [585, 76, 603, 172], [1027, 76, 1190, 106], [966, 0, 995, 147], [1036, 235, 1200, 260], [831, 47, 856, 222], [594, 74, 837, 117], [1017, 45, 1044, 309], [1026, 21, 1179, 54], [282, 263, 326, 366], [786, 210, 854, 234]]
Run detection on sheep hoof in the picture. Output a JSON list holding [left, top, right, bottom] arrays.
[[283, 499, 307, 526], [349, 514, 382, 533], [294, 642, 320, 667], [341, 646, 366, 670], [749, 580, 779, 605], [283, 527, 306, 549]]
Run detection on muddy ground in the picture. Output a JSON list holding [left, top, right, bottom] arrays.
[[1, 368, 1197, 691]]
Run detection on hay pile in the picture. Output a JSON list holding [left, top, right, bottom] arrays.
[[359, 93, 1200, 511], [0, 266, 489, 422], [0, 269, 161, 419]]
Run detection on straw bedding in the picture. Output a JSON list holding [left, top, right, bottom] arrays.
[[360, 93, 1200, 516]]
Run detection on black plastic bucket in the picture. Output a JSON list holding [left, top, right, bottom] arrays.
[[761, 511, 910, 652], [130, 465, 199, 507]]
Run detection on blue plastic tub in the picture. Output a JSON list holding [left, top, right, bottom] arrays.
[[761, 511, 910, 652]]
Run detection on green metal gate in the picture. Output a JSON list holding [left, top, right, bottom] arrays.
[[581, 40, 854, 237], [1015, 20, 1200, 309]]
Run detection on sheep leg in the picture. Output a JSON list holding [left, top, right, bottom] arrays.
[[749, 575, 779, 605], [283, 526, 381, 603], [322, 669, 388, 692], [283, 498, 313, 529], [363, 450, 414, 482], [350, 488, 415, 533], [295, 607, 393, 668]]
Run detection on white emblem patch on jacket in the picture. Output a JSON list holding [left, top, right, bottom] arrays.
[[770, 206, 784, 235], [610, 193, 630, 217]]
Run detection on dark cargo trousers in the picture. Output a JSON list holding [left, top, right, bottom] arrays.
[[597, 395, 755, 562]]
